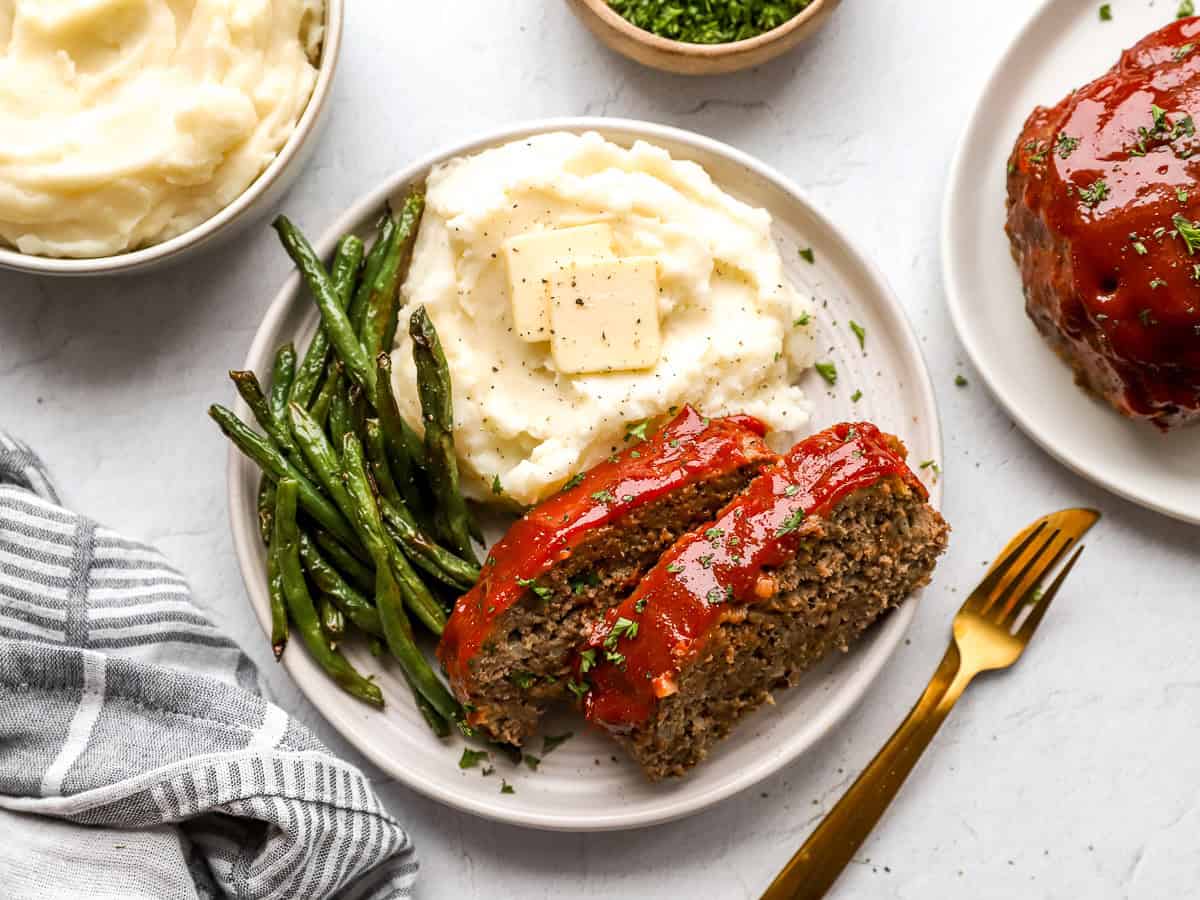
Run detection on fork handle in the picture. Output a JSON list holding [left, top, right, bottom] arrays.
[[760, 646, 975, 900]]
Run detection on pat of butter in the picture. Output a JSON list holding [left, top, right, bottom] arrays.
[[547, 257, 662, 374], [503, 224, 615, 342]]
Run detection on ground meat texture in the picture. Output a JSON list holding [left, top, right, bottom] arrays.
[[581, 422, 949, 780], [1005, 18, 1200, 430], [437, 406, 776, 746]]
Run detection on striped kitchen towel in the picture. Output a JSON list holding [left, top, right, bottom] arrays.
[[0, 431, 418, 900]]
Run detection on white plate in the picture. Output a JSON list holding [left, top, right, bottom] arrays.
[[229, 118, 942, 831], [942, 0, 1200, 524]]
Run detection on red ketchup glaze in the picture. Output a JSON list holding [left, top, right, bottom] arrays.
[[1006, 18, 1200, 426], [581, 422, 925, 732], [437, 406, 770, 695]]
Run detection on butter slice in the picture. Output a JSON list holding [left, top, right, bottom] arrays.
[[547, 257, 662, 374], [503, 224, 615, 342]]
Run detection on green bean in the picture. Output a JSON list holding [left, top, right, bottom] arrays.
[[266, 520, 288, 661], [347, 383, 368, 442], [361, 194, 423, 363], [379, 493, 479, 591], [363, 419, 402, 507], [273, 216, 377, 399], [291, 235, 364, 410], [287, 401, 373, 551], [376, 561, 458, 720], [299, 531, 382, 636], [230, 369, 315, 481], [409, 306, 478, 564], [309, 360, 341, 427], [406, 672, 451, 738], [274, 478, 383, 708], [374, 352, 427, 515], [313, 529, 375, 595], [328, 376, 351, 451], [349, 216, 397, 334], [257, 475, 276, 546], [269, 343, 297, 424], [318, 594, 345, 645], [209, 404, 360, 551], [340, 434, 446, 635]]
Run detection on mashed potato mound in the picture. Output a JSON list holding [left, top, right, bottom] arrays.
[[394, 131, 817, 507]]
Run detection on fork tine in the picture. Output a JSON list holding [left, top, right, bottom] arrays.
[[976, 524, 1057, 616], [992, 531, 1073, 623], [1015, 545, 1085, 642], [969, 520, 1048, 608]]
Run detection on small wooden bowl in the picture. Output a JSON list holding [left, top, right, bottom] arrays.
[[566, 0, 840, 75]]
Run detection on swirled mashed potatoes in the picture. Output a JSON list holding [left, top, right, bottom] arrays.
[[0, 0, 323, 258], [393, 131, 817, 507]]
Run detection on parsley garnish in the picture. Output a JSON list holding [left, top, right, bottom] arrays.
[[579, 648, 597, 674], [1139, 307, 1158, 325], [814, 361, 837, 385], [608, 0, 816, 44], [500, 780, 515, 794], [705, 527, 724, 541], [605, 617, 639, 648], [562, 472, 585, 491], [955, 374, 968, 387], [919, 460, 942, 478], [1176, 43, 1196, 61], [1174, 213, 1200, 253], [1099, 4, 1111, 20], [705, 586, 732, 605], [850, 388, 863, 402], [776, 507, 806, 536], [508, 671, 536, 690], [492, 474, 503, 495], [566, 679, 589, 701], [783, 484, 800, 497], [849, 320, 866, 349], [1179, 0, 1194, 19], [516, 577, 553, 602], [1056, 133, 1080, 158], [459, 748, 489, 769], [799, 247, 815, 264], [543, 732, 573, 754], [1079, 178, 1110, 207], [635, 596, 648, 613], [524, 754, 541, 772], [590, 489, 615, 503], [625, 420, 649, 442], [666, 562, 683, 573], [794, 313, 811, 327]]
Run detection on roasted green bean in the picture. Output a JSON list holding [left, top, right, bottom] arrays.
[[274, 478, 383, 708], [299, 531, 382, 636], [266, 520, 288, 661], [361, 194, 423, 363], [409, 306, 478, 564], [318, 594, 345, 645], [209, 404, 360, 551], [269, 343, 296, 424], [291, 235, 364, 409], [379, 493, 479, 591], [312, 528, 375, 595], [257, 475, 276, 546]]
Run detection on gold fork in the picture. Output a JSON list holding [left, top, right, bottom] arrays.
[[761, 507, 1100, 900]]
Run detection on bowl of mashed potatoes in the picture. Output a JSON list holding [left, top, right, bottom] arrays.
[[0, 0, 341, 276]]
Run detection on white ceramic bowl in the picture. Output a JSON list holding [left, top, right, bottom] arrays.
[[0, 0, 343, 278], [228, 118, 943, 830]]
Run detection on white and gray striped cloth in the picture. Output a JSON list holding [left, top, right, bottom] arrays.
[[0, 431, 418, 899]]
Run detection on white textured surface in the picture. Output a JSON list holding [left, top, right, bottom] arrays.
[[1, 2, 1197, 897]]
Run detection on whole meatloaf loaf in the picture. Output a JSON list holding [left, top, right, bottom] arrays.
[[580, 422, 949, 779], [437, 406, 776, 745], [1006, 17, 1200, 429]]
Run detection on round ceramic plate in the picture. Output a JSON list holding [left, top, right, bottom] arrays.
[[942, 0, 1200, 524], [229, 118, 942, 831]]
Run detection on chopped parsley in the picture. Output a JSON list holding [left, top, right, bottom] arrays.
[[500, 780, 515, 795], [1174, 213, 1200, 253], [919, 460, 942, 478], [605, 617, 639, 647], [1149, 278, 1167, 290], [524, 754, 541, 772], [492, 474, 503, 495], [794, 313, 811, 327], [1139, 307, 1158, 326], [705, 527, 725, 541], [516, 577, 553, 602], [705, 585, 733, 605], [850, 388, 863, 402], [542, 732, 573, 754], [776, 507, 806, 537], [666, 562, 684, 574], [1025, 140, 1049, 164], [1176, 43, 1196, 61], [1099, 3, 1111, 19], [459, 748, 489, 769], [1078, 178, 1110, 207], [590, 489, 615, 503], [570, 572, 599, 595], [814, 361, 838, 385], [849, 320, 866, 349], [625, 420, 650, 442], [955, 374, 969, 387], [783, 484, 800, 497], [508, 671, 536, 690], [634, 596, 648, 613], [1132, 239, 1148, 255], [579, 648, 597, 674], [1056, 133, 1081, 157], [605, 650, 627, 667], [566, 679, 589, 701], [1180, 0, 1195, 19], [562, 472, 585, 491], [799, 246, 816, 264], [1180, 188, 1191, 203], [607, 0, 815, 44]]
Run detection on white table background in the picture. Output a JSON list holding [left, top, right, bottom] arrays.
[[3, 2, 1198, 897]]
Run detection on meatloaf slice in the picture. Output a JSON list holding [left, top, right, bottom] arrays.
[[580, 422, 949, 780], [437, 406, 776, 745]]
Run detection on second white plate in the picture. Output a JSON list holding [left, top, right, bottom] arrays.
[[229, 118, 942, 830], [943, 0, 1200, 524]]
